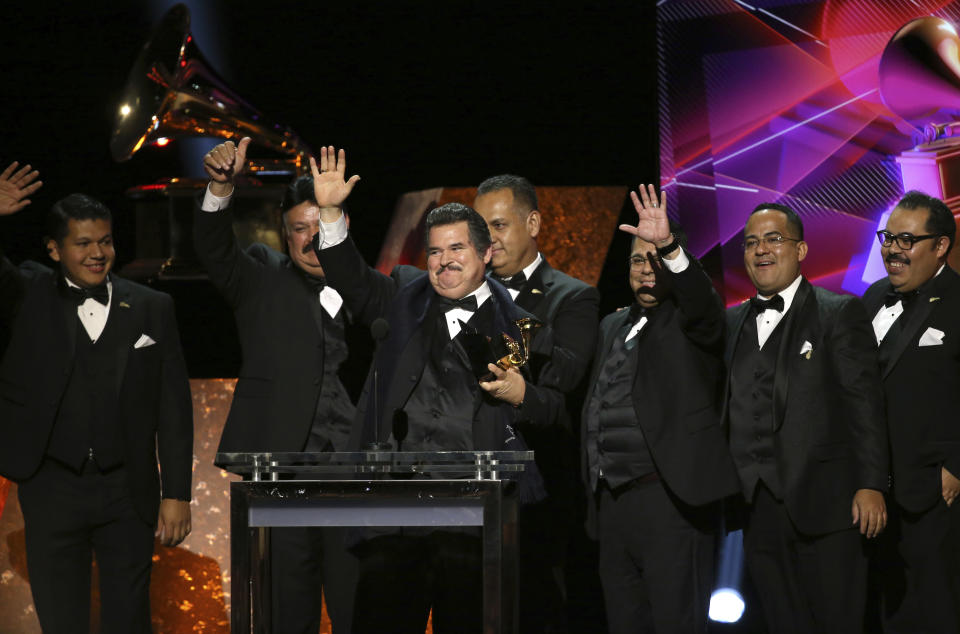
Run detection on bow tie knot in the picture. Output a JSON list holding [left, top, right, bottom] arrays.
[[750, 294, 784, 313], [68, 283, 109, 306], [493, 272, 527, 291], [436, 294, 478, 312], [884, 289, 918, 308]]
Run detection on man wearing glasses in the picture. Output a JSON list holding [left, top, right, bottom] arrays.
[[724, 203, 887, 633], [582, 185, 739, 633], [862, 190, 960, 632]]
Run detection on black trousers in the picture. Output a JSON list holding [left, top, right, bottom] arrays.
[[518, 500, 569, 634], [17, 458, 154, 634], [596, 477, 716, 634], [270, 526, 358, 634], [352, 531, 483, 634], [877, 496, 960, 633], [744, 484, 867, 634]]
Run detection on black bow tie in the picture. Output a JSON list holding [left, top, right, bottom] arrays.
[[884, 289, 918, 308], [628, 303, 649, 322], [67, 282, 109, 306], [494, 272, 527, 291], [750, 294, 784, 313], [436, 294, 478, 312], [298, 270, 326, 293]]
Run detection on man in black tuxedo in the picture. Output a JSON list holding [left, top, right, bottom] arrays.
[[195, 138, 362, 633], [582, 185, 740, 634], [309, 148, 557, 634], [725, 202, 888, 633], [862, 190, 960, 632], [0, 175, 193, 633], [474, 174, 599, 633]]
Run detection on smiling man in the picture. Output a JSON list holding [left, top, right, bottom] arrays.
[[723, 202, 887, 634], [310, 148, 557, 634], [0, 177, 193, 634], [861, 190, 960, 632]]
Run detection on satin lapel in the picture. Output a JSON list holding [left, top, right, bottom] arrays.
[[772, 279, 812, 432], [58, 281, 79, 356], [515, 261, 549, 314], [882, 273, 948, 379], [721, 302, 751, 430], [110, 278, 139, 397]]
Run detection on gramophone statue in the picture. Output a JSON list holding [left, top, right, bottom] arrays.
[[111, 3, 313, 279]]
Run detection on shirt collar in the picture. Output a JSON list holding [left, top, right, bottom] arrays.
[[64, 275, 113, 294], [464, 280, 491, 309], [757, 274, 802, 314]]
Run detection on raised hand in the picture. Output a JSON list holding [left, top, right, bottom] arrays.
[[203, 137, 251, 196], [0, 162, 43, 216], [619, 183, 670, 244], [309, 146, 361, 216]]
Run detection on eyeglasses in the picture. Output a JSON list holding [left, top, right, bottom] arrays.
[[876, 230, 941, 250], [629, 254, 662, 268], [741, 234, 801, 251]]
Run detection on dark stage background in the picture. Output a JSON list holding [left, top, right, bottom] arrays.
[[2, 0, 658, 320]]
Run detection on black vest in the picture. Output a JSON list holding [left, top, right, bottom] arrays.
[[305, 302, 355, 452], [585, 318, 654, 490], [47, 309, 124, 471], [729, 311, 784, 500]]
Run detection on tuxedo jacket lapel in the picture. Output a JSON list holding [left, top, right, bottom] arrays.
[[514, 260, 550, 314], [772, 279, 812, 431], [110, 278, 140, 398]]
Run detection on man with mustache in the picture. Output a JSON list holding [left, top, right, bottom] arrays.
[[582, 185, 739, 633], [725, 202, 887, 633], [309, 148, 558, 634], [0, 165, 193, 633], [861, 190, 960, 632], [195, 138, 363, 633], [474, 174, 599, 633]]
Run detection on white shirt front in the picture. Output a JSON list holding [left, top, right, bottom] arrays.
[[871, 264, 945, 343], [65, 277, 112, 342], [754, 275, 803, 349]]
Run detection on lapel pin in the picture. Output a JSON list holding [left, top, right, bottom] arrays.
[[930, 297, 940, 302], [531, 288, 543, 295], [119, 301, 131, 308], [805, 350, 812, 360]]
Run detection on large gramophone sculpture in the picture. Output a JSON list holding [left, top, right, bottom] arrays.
[[111, 3, 312, 279], [880, 16, 960, 225]]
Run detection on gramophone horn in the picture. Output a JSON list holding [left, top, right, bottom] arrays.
[[879, 16, 960, 123], [110, 3, 311, 172]]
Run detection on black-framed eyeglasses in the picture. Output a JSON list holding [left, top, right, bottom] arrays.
[[741, 233, 801, 251], [876, 230, 941, 250], [629, 254, 662, 268]]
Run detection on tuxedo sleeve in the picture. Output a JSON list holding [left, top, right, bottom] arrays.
[[193, 200, 264, 309], [831, 297, 889, 491], [156, 293, 193, 501], [314, 235, 398, 327], [533, 283, 599, 393], [669, 249, 724, 352]]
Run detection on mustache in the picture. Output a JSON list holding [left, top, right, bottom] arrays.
[[886, 253, 909, 265], [437, 262, 463, 272]]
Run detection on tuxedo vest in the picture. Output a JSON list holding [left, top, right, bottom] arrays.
[[585, 320, 654, 490], [47, 309, 123, 471], [305, 302, 355, 452], [729, 311, 783, 500]]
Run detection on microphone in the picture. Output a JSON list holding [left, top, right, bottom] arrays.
[[369, 318, 391, 450], [392, 409, 409, 453]]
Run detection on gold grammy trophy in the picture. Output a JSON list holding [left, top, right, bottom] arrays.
[[494, 318, 543, 371]]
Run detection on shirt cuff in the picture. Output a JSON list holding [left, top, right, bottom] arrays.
[[201, 184, 232, 212], [319, 213, 349, 249], [662, 249, 690, 273]]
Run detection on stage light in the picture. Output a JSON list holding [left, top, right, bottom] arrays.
[[709, 588, 746, 623], [155, 137, 171, 147], [120, 104, 131, 117]]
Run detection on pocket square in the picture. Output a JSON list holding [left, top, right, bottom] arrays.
[[799, 340, 813, 359], [919, 327, 945, 347], [134, 334, 156, 349]]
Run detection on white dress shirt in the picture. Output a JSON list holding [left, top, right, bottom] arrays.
[[754, 274, 803, 349], [501, 253, 544, 300], [65, 277, 112, 342], [871, 264, 945, 343]]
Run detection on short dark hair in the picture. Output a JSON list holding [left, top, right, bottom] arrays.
[[281, 174, 316, 215], [896, 190, 956, 254], [632, 220, 688, 251], [45, 194, 112, 244], [476, 174, 538, 213], [748, 202, 804, 240], [424, 202, 492, 255]]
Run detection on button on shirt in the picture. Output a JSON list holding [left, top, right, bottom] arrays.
[[624, 250, 691, 342], [201, 185, 344, 319], [753, 275, 802, 349], [65, 277, 112, 342]]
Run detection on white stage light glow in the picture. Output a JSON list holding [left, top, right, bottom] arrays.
[[709, 588, 745, 623]]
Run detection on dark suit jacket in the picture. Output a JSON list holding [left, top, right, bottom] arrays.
[[863, 267, 960, 513], [194, 204, 367, 454], [582, 250, 739, 530], [0, 258, 193, 525], [724, 278, 888, 536], [316, 236, 560, 458]]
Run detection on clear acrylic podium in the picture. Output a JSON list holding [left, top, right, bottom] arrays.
[[217, 450, 534, 634]]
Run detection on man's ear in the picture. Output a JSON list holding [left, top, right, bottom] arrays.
[[796, 240, 808, 263], [526, 210, 541, 239], [482, 244, 493, 265], [935, 236, 950, 259], [46, 237, 61, 263]]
